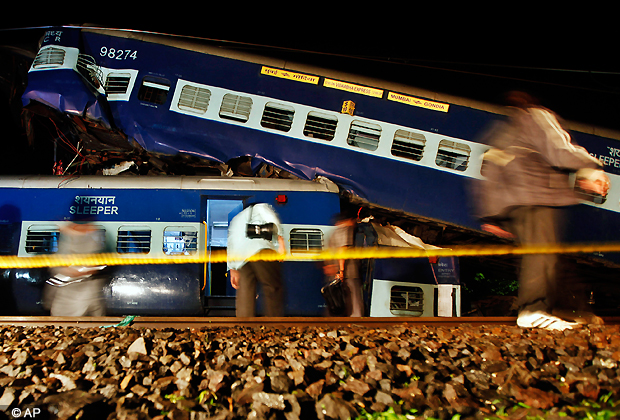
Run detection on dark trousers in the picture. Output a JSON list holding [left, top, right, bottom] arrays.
[[236, 250, 283, 317], [505, 206, 560, 312]]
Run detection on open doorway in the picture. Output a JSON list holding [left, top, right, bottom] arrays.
[[204, 199, 243, 297]]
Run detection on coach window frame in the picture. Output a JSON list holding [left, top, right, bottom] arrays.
[[303, 111, 338, 141], [25, 224, 60, 254], [117, 226, 152, 254], [261, 102, 295, 132], [390, 285, 424, 316], [391, 129, 426, 161], [347, 120, 381, 151], [178, 84, 211, 114], [104, 72, 132, 96], [435, 139, 471, 171], [289, 228, 324, 254], [137, 76, 171, 105], [163, 226, 198, 255], [219, 93, 253, 122]]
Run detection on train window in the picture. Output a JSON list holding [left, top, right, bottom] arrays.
[[435, 140, 471, 171], [390, 285, 424, 316], [137, 77, 170, 105], [347, 120, 381, 151], [290, 229, 324, 253], [261, 103, 295, 132], [32, 47, 65, 68], [76, 54, 104, 91], [391, 130, 426, 161], [219, 93, 253, 122], [104, 72, 132, 95], [178, 85, 211, 114], [303, 112, 337, 141], [25, 225, 60, 254], [163, 227, 198, 255], [117, 227, 151, 254]]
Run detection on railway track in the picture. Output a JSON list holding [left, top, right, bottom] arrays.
[[2, 315, 619, 329]]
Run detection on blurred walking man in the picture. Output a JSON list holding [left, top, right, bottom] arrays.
[[476, 91, 609, 331]]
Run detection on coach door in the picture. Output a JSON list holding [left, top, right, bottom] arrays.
[[204, 199, 243, 312]]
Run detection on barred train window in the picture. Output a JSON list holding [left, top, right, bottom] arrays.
[[219, 93, 253, 122], [261, 103, 295, 132], [117, 227, 151, 254], [137, 77, 170, 105], [390, 285, 424, 316], [347, 120, 381, 151], [178, 85, 211, 114], [290, 229, 323, 253], [104, 73, 132, 95], [77, 54, 104, 90], [303, 112, 337, 141], [163, 227, 198, 255], [25, 225, 60, 254], [32, 47, 65, 68], [435, 140, 471, 171], [391, 130, 426, 161]]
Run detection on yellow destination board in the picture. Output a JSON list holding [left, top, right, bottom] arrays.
[[324, 79, 384, 98], [387, 92, 450, 112], [261, 66, 319, 84]]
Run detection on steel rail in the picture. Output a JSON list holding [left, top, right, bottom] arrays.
[[2, 316, 619, 329], [0, 316, 517, 329]]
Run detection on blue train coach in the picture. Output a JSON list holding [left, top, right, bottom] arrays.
[[0, 175, 342, 316]]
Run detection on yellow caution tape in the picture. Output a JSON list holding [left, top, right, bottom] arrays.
[[0, 242, 619, 269]]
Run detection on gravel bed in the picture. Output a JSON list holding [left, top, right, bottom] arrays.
[[1, 323, 619, 419]]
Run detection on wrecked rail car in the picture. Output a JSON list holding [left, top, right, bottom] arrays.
[[18, 26, 620, 262]]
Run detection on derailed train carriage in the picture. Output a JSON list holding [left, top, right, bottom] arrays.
[[3, 24, 620, 315], [19, 27, 620, 252], [0, 175, 461, 316]]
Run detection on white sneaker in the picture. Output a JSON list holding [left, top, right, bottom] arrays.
[[517, 310, 580, 331]]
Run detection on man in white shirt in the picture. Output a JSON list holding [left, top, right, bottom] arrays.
[[227, 203, 285, 317]]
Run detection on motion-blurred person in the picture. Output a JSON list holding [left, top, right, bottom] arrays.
[[227, 203, 285, 317], [476, 91, 609, 330], [44, 217, 107, 316], [354, 207, 378, 314], [324, 213, 363, 317]]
